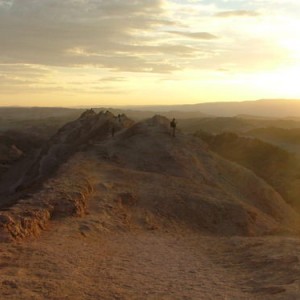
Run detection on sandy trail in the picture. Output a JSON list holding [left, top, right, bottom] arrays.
[[0, 223, 247, 299], [1, 204, 300, 300]]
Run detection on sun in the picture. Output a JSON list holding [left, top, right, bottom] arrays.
[[281, 39, 300, 61], [251, 65, 300, 99]]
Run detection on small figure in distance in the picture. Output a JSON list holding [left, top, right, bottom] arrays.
[[170, 118, 177, 137], [118, 114, 121, 122]]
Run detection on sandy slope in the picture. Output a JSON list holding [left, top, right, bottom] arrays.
[[1, 192, 300, 300], [1, 152, 300, 300], [1, 115, 300, 299]]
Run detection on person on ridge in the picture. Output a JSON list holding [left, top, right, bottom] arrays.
[[170, 118, 177, 137]]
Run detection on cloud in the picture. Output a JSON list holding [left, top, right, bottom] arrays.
[[0, 0, 295, 100], [88, 86, 128, 95], [0, 64, 49, 78], [1, 0, 266, 80], [215, 10, 260, 18], [100, 77, 127, 82], [0, 0, 11, 8], [0, 0, 183, 73], [0, 64, 52, 93], [167, 30, 218, 40], [0, 75, 36, 86]]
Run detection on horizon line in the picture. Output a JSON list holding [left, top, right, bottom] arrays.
[[1, 98, 300, 109]]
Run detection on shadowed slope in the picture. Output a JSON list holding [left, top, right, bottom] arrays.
[[0, 110, 133, 208]]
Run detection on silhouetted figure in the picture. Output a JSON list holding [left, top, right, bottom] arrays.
[[170, 118, 177, 137], [118, 114, 121, 122]]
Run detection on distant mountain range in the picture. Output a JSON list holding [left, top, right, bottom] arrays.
[[1, 99, 300, 120], [110, 99, 300, 119]]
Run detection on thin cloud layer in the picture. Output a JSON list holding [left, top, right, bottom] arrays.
[[167, 31, 218, 39], [215, 10, 260, 18]]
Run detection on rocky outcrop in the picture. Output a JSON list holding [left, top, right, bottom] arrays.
[[0, 154, 93, 242], [0, 110, 134, 207], [0, 131, 45, 188], [18, 110, 133, 188], [0, 109, 134, 241]]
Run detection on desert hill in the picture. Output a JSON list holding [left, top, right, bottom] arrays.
[[0, 107, 81, 121], [248, 127, 300, 145], [0, 130, 45, 180], [0, 107, 84, 139], [1, 111, 300, 299], [196, 131, 300, 210], [0, 112, 299, 242], [179, 116, 300, 135], [246, 127, 300, 157]]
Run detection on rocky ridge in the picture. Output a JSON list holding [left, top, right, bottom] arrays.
[[0, 110, 132, 241], [0, 111, 299, 241], [0, 157, 93, 242]]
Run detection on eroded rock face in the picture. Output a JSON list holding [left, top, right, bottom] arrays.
[[0, 154, 93, 241], [0, 109, 133, 241], [22, 110, 133, 185], [0, 132, 45, 181], [0, 110, 134, 201]]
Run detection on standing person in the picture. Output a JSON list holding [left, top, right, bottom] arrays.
[[170, 118, 177, 137]]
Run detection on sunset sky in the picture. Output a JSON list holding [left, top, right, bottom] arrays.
[[1, 0, 300, 106]]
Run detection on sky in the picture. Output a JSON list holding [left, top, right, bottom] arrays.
[[1, 0, 300, 107]]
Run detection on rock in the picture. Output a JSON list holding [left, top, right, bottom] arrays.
[[117, 193, 137, 206], [80, 109, 96, 119], [9, 145, 23, 160], [0, 213, 14, 224], [2, 280, 18, 289]]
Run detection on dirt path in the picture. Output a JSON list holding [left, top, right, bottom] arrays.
[[1, 211, 300, 300], [0, 223, 248, 299]]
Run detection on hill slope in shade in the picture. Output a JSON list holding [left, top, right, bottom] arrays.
[[180, 116, 300, 135], [0, 110, 133, 208], [196, 131, 300, 209], [246, 127, 300, 157]]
